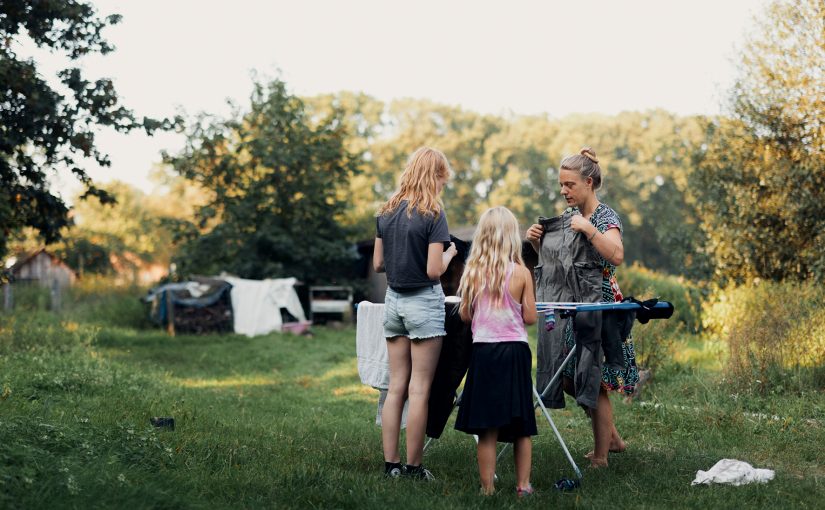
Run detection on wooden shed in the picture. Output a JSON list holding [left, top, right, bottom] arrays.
[[9, 249, 77, 289]]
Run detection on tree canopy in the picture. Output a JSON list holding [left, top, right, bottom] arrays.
[[305, 94, 709, 277], [692, 0, 825, 283], [165, 80, 360, 283], [0, 0, 169, 258]]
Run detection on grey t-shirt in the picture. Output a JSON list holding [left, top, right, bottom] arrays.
[[376, 201, 450, 291]]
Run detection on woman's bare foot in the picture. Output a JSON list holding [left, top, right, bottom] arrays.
[[589, 457, 609, 468], [584, 440, 626, 459]]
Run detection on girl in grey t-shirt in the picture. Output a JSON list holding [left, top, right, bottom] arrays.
[[373, 146, 457, 480]]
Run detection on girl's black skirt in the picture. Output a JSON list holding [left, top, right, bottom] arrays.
[[455, 341, 538, 443]]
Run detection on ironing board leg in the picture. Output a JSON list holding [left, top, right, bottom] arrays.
[[533, 384, 583, 479], [495, 347, 580, 480]]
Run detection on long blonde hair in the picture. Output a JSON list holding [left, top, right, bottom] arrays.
[[377, 146, 451, 217], [458, 206, 523, 320]]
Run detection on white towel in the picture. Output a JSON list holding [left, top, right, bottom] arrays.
[[356, 301, 390, 389], [692, 459, 775, 486], [355, 301, 407, 427]]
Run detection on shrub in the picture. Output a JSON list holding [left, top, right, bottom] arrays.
[[64, 276, 151, 329], [704, 281, 825, 394], [620, 264, 705, 333], [5, 282, 51, 312]]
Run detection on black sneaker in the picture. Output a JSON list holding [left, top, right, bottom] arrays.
[[403, 464, 435, 481], [384, 461, 402, 478]]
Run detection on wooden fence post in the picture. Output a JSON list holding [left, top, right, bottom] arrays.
[[165, 290, 176, 336], [50, 279, 61, 312], [3, 284, 11, 312]]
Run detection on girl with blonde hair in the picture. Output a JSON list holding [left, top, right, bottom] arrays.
[[455, 206, 538, 496], [374, 146, 457, 480]]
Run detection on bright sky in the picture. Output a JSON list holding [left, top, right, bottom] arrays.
[[29, 0, 768, 196]]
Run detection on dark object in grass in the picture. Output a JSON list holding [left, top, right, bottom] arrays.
[[554, 478, 581, 491], [150, 417, 175, 430]]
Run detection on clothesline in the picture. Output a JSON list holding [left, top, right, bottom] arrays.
[[536, 301, 672, 312]]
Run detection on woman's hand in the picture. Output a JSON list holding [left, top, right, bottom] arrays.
[[570, 214, 595, 236], [525, 223, 543, 253]]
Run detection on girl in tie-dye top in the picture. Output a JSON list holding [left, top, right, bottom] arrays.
[[455, 207, 538, 497]]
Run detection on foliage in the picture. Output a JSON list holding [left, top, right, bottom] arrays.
[[618, 264, 705, 376], [704, 280, 825, 394], [165, 79, 360, 283], [620, 264, 705, 333], [53, 180, 181, 276], [0, 0, 171, 259], [306, 93, 709, 278], [691, 0, 825, 283], [63, 274, 150, 329]]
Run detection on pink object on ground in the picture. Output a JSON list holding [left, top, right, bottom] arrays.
[[281, 321, 312, 335]]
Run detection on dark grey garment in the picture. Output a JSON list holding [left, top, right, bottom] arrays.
[[377, 201, 450, 291], [601, 310, 635, 370], [534, 211, 605, 410]]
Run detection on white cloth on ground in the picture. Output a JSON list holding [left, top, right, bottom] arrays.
[[222, 276, 307, 337], [691, 459, 775, 486]]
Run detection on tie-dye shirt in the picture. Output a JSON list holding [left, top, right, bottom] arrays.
[[471, 262, 528, 344]]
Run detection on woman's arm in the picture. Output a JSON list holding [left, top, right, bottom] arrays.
[[373, 238, 385, 273], [588, 227, 624, 266]]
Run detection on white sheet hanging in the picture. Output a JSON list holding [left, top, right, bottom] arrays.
[[222, 276, 307, 337]]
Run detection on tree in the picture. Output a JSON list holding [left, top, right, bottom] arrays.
[[303, 92, 708, 276], [0, 1, 168, 258], [54, 180, 179, 276], [166, 79, 360, 283], [692, 0, 825, 283]]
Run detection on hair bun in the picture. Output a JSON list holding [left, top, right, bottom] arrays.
[[580, 147, 598, 163]]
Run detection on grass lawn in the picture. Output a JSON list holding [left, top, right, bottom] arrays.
[[1, 301, 824, 509]]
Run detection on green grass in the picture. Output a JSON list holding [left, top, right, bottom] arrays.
[[1, 296, 824, 509]]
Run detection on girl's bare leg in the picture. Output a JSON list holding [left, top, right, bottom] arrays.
[[477, 428, 498, 495], [405, 337, 442, 466], [382, 336, 411, 463], [514, 436, 533, 490]]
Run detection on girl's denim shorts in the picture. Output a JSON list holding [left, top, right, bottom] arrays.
[[383, 284, 446, 341]]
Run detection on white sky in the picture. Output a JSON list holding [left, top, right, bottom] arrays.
[[26, 0, 769, 196]]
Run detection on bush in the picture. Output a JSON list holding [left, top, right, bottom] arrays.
[[704, 281, 825, 394], [5, 282, 51, 312], [64, 276, 151, 329], [619, 264, 705, 333]]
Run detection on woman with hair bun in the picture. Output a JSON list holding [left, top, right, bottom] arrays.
[[526, 146, 637, 468]]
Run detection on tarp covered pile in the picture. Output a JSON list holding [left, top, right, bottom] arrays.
[[144, 276, 309, 337]]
